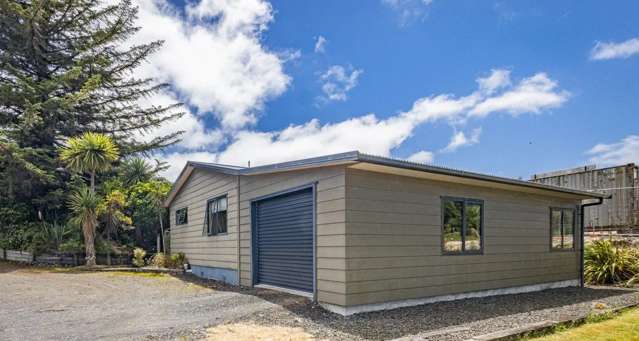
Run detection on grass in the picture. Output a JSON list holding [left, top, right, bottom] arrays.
[[525, 307, 639, 341]]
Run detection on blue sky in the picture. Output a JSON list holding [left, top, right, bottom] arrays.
[[133, 0, 639, 180]]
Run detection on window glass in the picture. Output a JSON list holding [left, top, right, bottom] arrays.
[[465, 203, 482, 251], [442, 198, 483, 254], [443, 200, 463, 252], [175, 207, 188, 225], [551, 208, 575, 250], [562, 210, 574, 249], [207, 195, 228, 235], [551, 209, 563, 249]]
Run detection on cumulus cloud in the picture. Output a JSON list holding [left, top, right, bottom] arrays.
[[407, 150, 434, 164], [441, 128, 482, 152], [135, 91, 223, 150], [477, 69, 511, 94], [160, 151, 220, 181], [590, 37, 639, 61], [382, 0, 434, 26], [314, 35, 328, 53], [131, 0, 291, 129], [587, 135, 639, 166], [470, 73, 569, 117], [318, 65, 363, 102], [158, 69, 570, 180]]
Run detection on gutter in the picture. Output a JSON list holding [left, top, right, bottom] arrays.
[[580, 196, 608, 287]]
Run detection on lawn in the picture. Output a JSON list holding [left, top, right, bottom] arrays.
[[530, 307, 639, 341]]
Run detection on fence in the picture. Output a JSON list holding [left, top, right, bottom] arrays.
[[1, 249, 131, 266]]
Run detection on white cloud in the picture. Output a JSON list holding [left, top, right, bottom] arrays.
[[319, 65, 363, 102], [131, 0, 291, 129], [314, 36, 328, 53], [442, 128, 482, 152], [587, 135, 639, 166], [135, 91, 223, 150], [477, 69, 511, 95], [407, 150, 434, 164], [470, 73, 569, 117], [590, 37, 639, 61], [159, 69, 569, 180], [382, 0, 433, 26], [159, 151, 220, 181]]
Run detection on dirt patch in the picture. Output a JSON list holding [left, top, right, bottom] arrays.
[[204, 323, 325, 341]]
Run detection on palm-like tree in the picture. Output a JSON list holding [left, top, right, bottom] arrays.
[[68, 187, 100, 266], [60, 132, 119, 192], [118, 157, 155, 186]]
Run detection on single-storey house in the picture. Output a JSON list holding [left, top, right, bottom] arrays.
[[163, 151, 607, 315]]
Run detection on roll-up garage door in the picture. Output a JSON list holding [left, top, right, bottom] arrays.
[[253, 187, 314, 293]]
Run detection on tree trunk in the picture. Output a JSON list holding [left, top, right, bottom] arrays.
[[83, 220, 96, 266], [158, 209, 165, 253], [90, 170, 95, 193], [106, 233, 111, 266]]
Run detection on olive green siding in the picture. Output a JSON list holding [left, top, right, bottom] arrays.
[[169, 169, 239, 271], [238, 166, 347, 306], [344, 168, 581, 307]]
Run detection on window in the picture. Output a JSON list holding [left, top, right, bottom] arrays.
[[175, 207, 188, 225], [442, 197, 483, 254], [207, 195, 228, 235], [551, 208, 575, 250]]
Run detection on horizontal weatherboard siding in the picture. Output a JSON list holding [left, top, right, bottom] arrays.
[[169, 169, 239, 272], [344, 168, 581, 306]]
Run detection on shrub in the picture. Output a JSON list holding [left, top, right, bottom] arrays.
[[584, 240, 639, 285], [132, 247, 146, 267], [169, 252, 187, 269], [149, 252, 168, 268]]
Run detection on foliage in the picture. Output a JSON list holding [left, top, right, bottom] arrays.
[[584, 240, 639, 285], [68, 186, 100, 265], [127, 179, 171, 252], [169, 252, 187, 269], [149, 252, 168, 268], [119, 158, 167, 187], [60, 133, 119, 190], [0, 0, 183, 250], [98, 190, 132, 233], [132, 247, 146, 268]]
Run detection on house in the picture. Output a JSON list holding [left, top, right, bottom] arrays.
[[531, 164, 638, 230], [163, 151, 606, 315]]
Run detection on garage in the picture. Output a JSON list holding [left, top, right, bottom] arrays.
[[252, 187, 315, 295]]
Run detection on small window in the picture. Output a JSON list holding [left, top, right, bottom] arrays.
[[442, 197, 483, 254], [175, 207, 188, 225], [551, 208, 575, 250], [207, 195, 228, 235]]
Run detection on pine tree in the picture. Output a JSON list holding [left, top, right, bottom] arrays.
[[0, 0, 183, 223]]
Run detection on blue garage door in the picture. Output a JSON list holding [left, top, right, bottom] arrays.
[[254, 187, 314, 293]]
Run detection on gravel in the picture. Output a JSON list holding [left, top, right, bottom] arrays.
[[1, 261, 638, 341]]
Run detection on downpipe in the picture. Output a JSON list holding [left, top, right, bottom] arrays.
[[580, 197, 607, 287]]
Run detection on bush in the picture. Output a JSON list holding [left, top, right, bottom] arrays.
[[584, 240, 639, 285], [149, 252, 168, 268], [132, 247, 146, 267], [169, 252, 187, 269]]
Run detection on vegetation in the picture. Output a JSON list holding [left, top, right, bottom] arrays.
[[132, 247, 146, 268], [527, 307, 639, 340], [0, 0, 182, 262], [584, 240, 639, 286]]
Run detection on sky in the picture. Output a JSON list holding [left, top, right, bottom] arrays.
[[127, 0, 639, 180]]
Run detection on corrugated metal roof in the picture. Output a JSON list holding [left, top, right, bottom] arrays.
[[164, 151, 608, 207]]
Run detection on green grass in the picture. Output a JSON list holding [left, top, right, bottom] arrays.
[[526, 307, 639, 341]]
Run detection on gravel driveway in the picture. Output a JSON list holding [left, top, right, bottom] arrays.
[[1, 261, 638, 341]]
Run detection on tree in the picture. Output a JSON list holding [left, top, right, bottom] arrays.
[[128, 179, 171, 252], [97, 189, 131, 265], [60, 132, 119, 192], [0, 0, 184, 240], [118, 157, 165, 187], [68, 187, 100, 266]]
